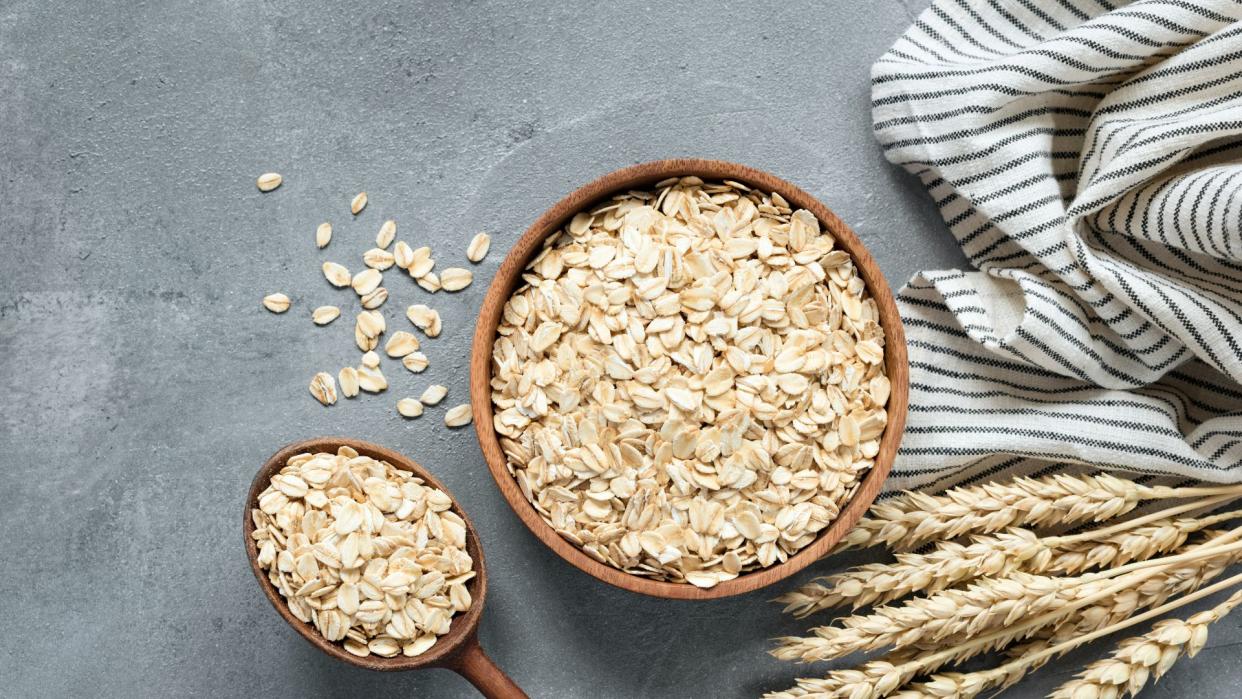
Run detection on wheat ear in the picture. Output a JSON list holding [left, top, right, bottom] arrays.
[[1044, 513, 1233, 575], [770, 531, 1237, 680], [772, 572, 1075, 662], [780, 499, 1242, 617], [840, 474, 1242, 552], [887, 572, 1242, 699], [779, 529, 1045, 616], [961, 532, 1242, 691], [1050, 589, 1242, 699], [878, 531, 1242, 698]]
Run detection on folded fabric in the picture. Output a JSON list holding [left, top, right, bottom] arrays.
[[873, 0, 1242, 490]]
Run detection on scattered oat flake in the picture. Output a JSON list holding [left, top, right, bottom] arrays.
[[376, 220, 396, 249], [257, 173, 282, 191], [444, 404, 472, 427], [393, 241, 414, 269], [350, 192, 367, 215], [312, 305, 340, 325], [352, 268, 382, 296], [416, 272, 441, 293], [356, 310, 385, 340], [385, 331, 420, 358], [397, 398, 424, 418], [408, 247, 435, 278], [322, 262, 352, 288], [338, 367, 359, 397], [363, 248, 395, 271], [466, 233, 491, 263], [406, 305, 442, 337], [316, 222, 332, 249], [402, 352, 429, 373], [263, 293, 290, 313], [440, 268, 473, 292], [357, 365, 387, 393], [360, 287, 388, 309], [420, 384, 447, 405], [309, 372, 337, 405]]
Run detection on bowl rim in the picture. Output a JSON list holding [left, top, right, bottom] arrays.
[[242, 436, 488, 670], [469, 158, 908, 600]]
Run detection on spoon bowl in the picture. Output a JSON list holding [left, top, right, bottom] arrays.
[[243, 437, 526, 697]]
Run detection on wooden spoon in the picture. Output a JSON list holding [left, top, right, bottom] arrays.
[[243, 437, 527, 698]]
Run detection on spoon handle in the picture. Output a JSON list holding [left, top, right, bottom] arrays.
[[450, 638, 528, 699]]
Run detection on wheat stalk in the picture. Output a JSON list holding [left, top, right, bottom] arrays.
[[1050, 589, 1242, 699], [768, 473, 1242, 699], [770, 530, 1242, 699], [779, 529, 1045, 616], [999, 533, 1242, 675], [918, 533, 1242, 696], [780, 500, 1242, 618], [1042, 510, 1241, 575], [839, 474, 1242, 552], [885, 572, 1242, 699], [773, 572, 1075, 662]]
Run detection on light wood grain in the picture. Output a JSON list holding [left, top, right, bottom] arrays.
[[243, 437, 527, 698], [469, 159, 909, 600]]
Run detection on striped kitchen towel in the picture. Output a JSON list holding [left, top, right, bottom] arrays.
[[874, 0, 1242, 491]]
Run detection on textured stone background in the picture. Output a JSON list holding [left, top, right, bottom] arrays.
[[2, 0, 1238, 696]]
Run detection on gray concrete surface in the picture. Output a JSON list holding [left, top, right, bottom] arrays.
[[2, 1, 1238, 697]]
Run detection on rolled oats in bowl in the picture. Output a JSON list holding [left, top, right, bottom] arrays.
[[250, 446, 476, 657], [489, 176, 890, 589]]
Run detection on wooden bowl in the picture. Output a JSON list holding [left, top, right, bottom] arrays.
[[243, 437, 526, 698], [469, 159, 909, 600]]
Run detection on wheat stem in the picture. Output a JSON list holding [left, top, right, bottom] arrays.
[[1092, 528, 1242, 579], [1147, 483, 1242, 498], [840, 476, 1242, 553], [1055, 493, 1239, 545]]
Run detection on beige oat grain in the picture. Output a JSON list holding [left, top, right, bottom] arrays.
[[466, 233, 491, 263], [322, 262, 352, 288], [420, 384, 447, 405], [363, 248, 395, 271], [402, 352, 429, 373], [385, 331, 420, 358], [440, 268, 472, 292], [338, 367, 360, 398], [312, 305, 341, 325], [257, 172, 283, 191], [263, 293, 291, 313], [397, 398, 424, 418], [376, 220, 396, 249], [309, 372, 337, 405], [352, 268, 382, 296], [444, 404, 472, 427]]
